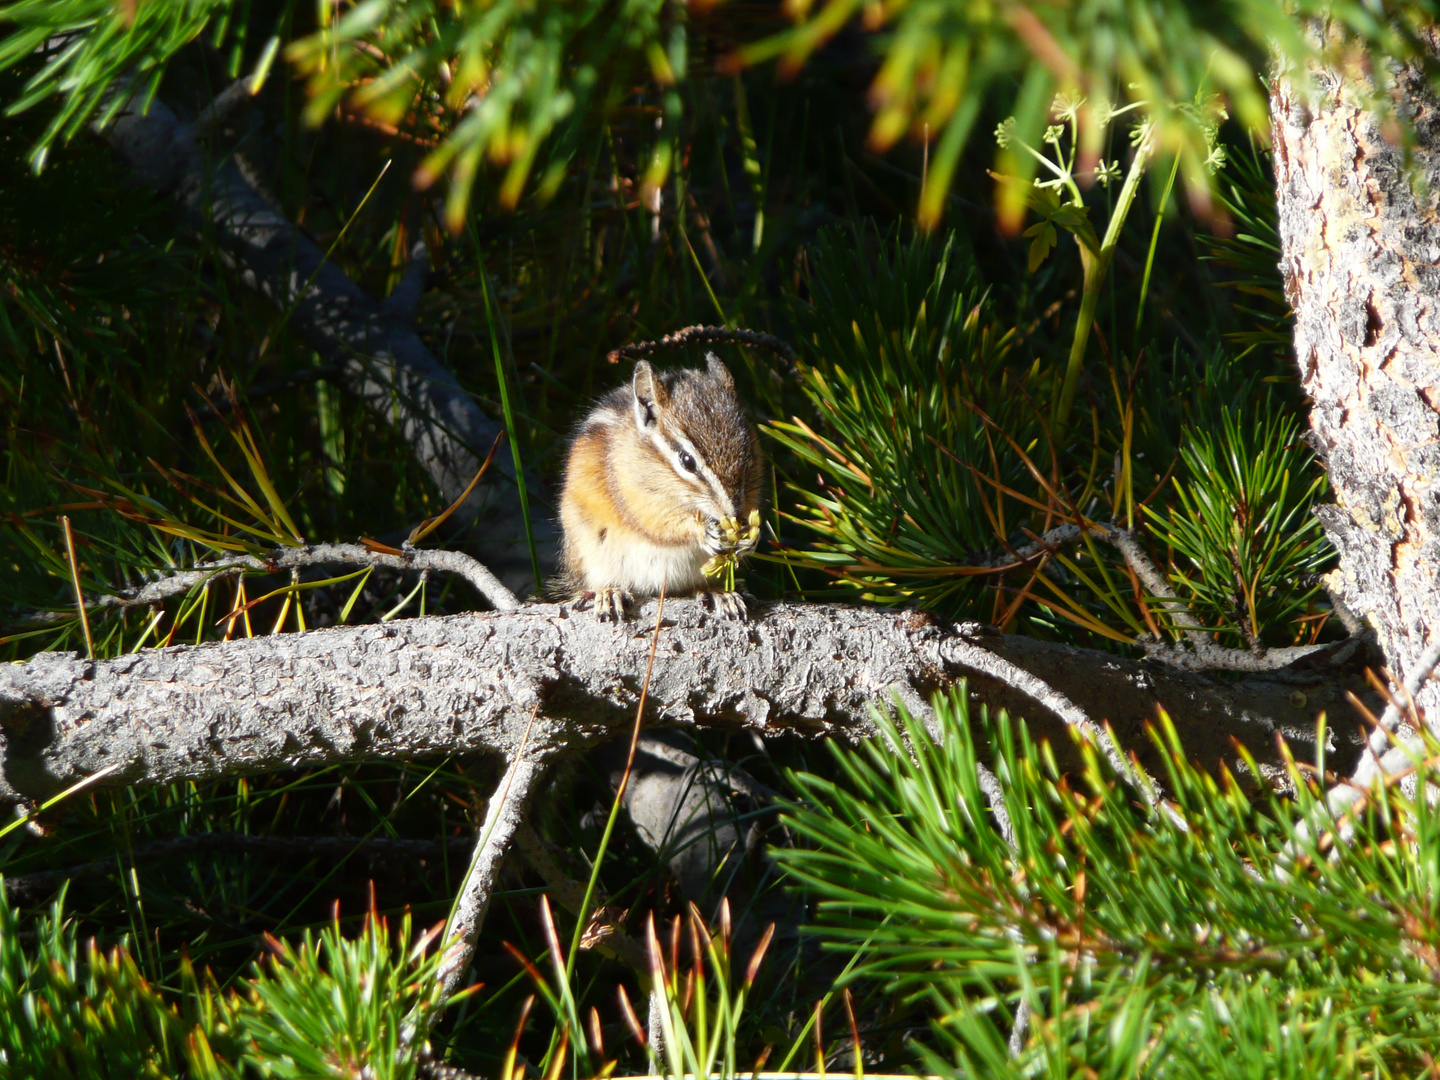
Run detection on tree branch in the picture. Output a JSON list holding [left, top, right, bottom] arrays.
[[0, 601, 1376, 808], [436, 748, 548, 1000], [1325, 635, 1440, 830], [9, 542, 519, 624], [1012, 522, 1360, 674], [98, 88, 556, 590]]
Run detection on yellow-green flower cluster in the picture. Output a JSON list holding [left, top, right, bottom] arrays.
[[702, 510, 761, 592]]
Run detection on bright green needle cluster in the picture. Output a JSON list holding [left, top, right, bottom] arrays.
[[779, 688, 1440, 1076]]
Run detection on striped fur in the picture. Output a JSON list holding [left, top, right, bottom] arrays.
[[556, 354, 763, 617]]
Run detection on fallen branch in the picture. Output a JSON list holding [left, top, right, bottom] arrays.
[[1295, 635, 1440, 849], [436, 747, 548, 999], [1348, 636, 1440, 789], [0, 600, 1377, 808], [98, 86, 556, 587], [1275, 637, 1440, 869]]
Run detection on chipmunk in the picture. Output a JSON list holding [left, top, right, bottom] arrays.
[[557, 353, 764, 620]]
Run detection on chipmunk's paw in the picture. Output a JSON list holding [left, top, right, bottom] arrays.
[[593, 587, 632, 622], [702, 590, 748, 621]]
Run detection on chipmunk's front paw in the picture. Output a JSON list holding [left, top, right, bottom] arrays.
[[702, 589, 748, 621], [593, 587, 632, 622]]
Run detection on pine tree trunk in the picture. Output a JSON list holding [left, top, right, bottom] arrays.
[[1273, 45, 1440, 717]]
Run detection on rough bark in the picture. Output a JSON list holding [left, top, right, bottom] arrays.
[[1273, 42, 1440, 722], [0, 599, 1375, 806], [436, 751, 547, 999]]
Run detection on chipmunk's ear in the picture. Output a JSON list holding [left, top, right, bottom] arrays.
[[632, 361, 667, 429], [705, 352, 735, 391]]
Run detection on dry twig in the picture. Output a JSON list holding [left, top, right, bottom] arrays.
[[9, 541, 519, 624], [607, 326, 797, 366], [1006, 521, 1362, 674]]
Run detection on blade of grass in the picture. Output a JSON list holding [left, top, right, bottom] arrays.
[[679, 220, 729, 326], [270, 159, 393, 337], [381, 573, 427, 621], [225, 385, 305, 542], [339, 566, 374, 624], [1135, 152, 1182, 347], [217, 568, 371, 632], [566, 579, 668, 982], [0, 762, 123, 842], [60, 515, 94, 658], [471, 227, 542, 594]]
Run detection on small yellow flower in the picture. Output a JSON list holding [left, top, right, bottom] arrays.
[[702, 510, 761, 592]]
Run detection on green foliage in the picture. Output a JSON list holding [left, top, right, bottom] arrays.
[[998, 93, 1156, 435], [641, 903, 773, 1080], [0, 887, 193, 1077], [746, 0, 1440, 228], [777, 687, 1440, 1075], [1202, 139, 1290, 349], [0, 0, 238, 168], [502, 895, 599, 1076], [0, 0, 1379, 1071], [0, 81, 174, 355], [1146, 404, 1329, 647], [2, 390, 371, 652], [235, 908, 448, 1079], [0, 99, 218, 655], [287, 0, 681, 228], [997, 90, 1229, 435], [1, 40, 823, 1066], [0, 881, 454, 1079], [767, 227, 1033, 617], [4, 0, 1437, 230], [767, 220, 1332, 650]]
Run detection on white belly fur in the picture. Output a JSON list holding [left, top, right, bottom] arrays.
[[582, 535, 709, 596]]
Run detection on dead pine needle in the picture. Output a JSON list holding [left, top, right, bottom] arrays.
[[842, 987, 862, 1080], [813, 1000, 826, 1079], [408, 429, 505, 545]]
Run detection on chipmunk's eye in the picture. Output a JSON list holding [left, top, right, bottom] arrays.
[[678, 451, 697, 474]]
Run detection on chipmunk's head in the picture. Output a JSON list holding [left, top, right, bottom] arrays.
[[630, 354, 764, 556]]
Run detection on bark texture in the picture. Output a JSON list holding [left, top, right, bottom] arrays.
[[0, 599, 1373, 806], [436, 751, 547, 998], [1273, 48, 1440, 717]]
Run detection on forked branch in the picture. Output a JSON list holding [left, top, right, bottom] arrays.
[[1009, 522, 1361, 674]]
